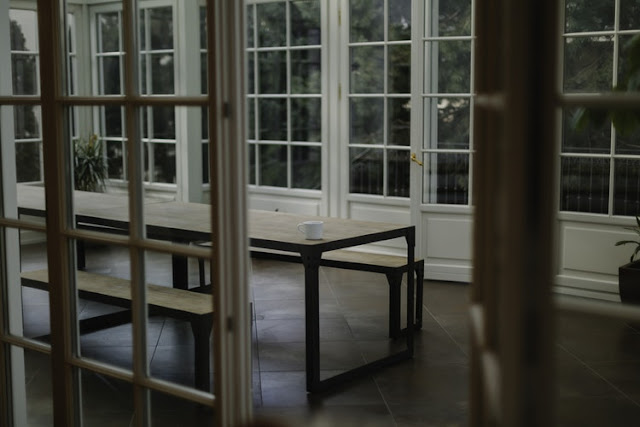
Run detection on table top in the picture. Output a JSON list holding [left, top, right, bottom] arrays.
[[17, 184, 413, 251]]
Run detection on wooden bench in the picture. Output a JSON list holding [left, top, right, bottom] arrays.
[[249, 248, 424, 338], [20, 269, 213, 392]]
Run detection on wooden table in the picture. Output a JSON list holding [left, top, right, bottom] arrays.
[[17, 185, 416, 392], [248, 210, 416, 392]]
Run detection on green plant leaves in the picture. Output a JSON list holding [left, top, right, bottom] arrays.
[[74, 134, 106, 192]]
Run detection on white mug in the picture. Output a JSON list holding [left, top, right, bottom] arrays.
[[297, 220, 323, 240]]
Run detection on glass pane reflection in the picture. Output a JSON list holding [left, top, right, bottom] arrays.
[[560, 156, 610, 214], [425, 153, 469, 204], [350, 147, 383, 195]]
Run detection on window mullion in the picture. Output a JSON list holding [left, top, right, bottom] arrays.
[[121, 0, 150, 425]]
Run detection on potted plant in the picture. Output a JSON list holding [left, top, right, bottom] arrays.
[[74, 134, 106, 192], [615, 215, 640, 304]]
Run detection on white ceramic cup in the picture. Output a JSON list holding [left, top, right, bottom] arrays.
[[297, 220, 323, 240]]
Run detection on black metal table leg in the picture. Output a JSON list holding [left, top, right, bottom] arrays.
[[172, 254, 189, 290], [386, 271, 403, 339], [301, 250, 322, 392], [191, 316, 212, 392], [405, 231, 415, 356]]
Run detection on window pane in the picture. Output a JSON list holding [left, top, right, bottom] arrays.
[[150, 53, 174, 94], [388, 98, 410, 146], [202, 106, 209, 140], [350, 46, 384, 93], [617, 126, 640, 155], [620, 0, 640, 30], [614, 159, 640, 216], [388, 44, 411, 94], [149, 7, 173, 50], [150, 388, 213, 424], [618, 34, 640, 93], [202, 143, 209, 184], [16, 142, 41, 182], [388, 0, 411, 40], [387, 149, 410, 197], [291, 49, 321, 94], [247, 100, 255, 140], [98, 12, 120, 52], [429, 41, 471, 93], [140, 55, 147, 95], [426, 153, 469, 204], [350, 147, 383, 195], [101, 56, 121, 95], [142, 108, 149, 139], [11, 54, 38, 95], [258, 51, 287, 94], [562, 108, 611, 154], [350, 97, 384, 144], [200, 6, 207, 48], [10, 9, 38, 51], [22, 349, 55, 424], [259, 144, 287, 187], [291, 146, 321, 189], [152, 143, 176, 183], [437, 0, 472, 37], [563, 36, 613, 93], [291, 0, 321, 46], [429, 97, 470, 149], [81, 370, 134, 425], [257, 2, 286, 47], [350, 0, 384, 42], [249, 144, 256, 184], [247, 52, 255, 94], [259, 98, 287, 141], [107, 140, 124, 180], [291, 98, 321, 142], [565, 0, 614, 32], [560, 157, 610, 214], [14, 105, 41, 139], [247, 4, 255, 47], [104, 106, 123, 137], [152, 106, 176, 139]]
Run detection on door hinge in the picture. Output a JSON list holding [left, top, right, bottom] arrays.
[[339, 83, 342, 101], [338, 7, 341, 26]]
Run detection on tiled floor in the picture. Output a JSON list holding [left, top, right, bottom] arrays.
[[16, 243, 640, 426]]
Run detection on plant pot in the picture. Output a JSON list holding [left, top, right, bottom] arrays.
[[619, 259, 640, 304]]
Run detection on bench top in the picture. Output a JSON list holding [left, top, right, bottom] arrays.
[[251, 247, 422, 268], [21, 269, 213, 316]]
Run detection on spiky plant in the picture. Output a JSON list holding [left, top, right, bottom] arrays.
[[74, 134, 106, 192], [616, 215, 640, 262]]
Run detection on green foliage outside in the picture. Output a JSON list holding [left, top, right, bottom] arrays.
[[572, 33, 640, 137]]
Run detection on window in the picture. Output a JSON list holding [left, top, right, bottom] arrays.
[[94, 4, 177, 186], [1, 1, 250, 425], [348, 0, 412, 197], [200, 5, 209, 184], [246, 0, 322, 190], [420, 0, 473, 205], [561, 0, 640, 216], [10, 8, 42, 183]]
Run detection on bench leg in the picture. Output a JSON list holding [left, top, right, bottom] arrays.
[[387, 261, 425, 338], [386, 271, 403, 339], [190, 317, 212, 392]]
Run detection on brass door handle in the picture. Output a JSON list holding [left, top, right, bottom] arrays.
[[411, 153, 423, 167]]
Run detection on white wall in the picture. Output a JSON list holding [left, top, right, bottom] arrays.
[[554, 216, 634, 302]]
